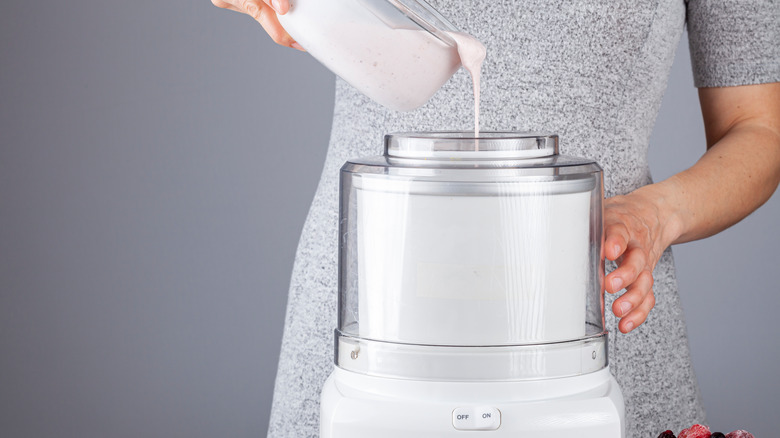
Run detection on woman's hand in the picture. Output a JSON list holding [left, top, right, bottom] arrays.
[[604, 185, 682, 334], [211, 0, 304, 50], [604, 82, 780, 334]]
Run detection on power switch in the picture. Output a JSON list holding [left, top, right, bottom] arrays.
[[452, 406, 501, 430]]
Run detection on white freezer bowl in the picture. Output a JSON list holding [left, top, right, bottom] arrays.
[[320, 367, 625, 437]]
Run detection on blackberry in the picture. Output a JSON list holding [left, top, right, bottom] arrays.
[[658, 431, 676, 438], [711, 433, 726, 438]]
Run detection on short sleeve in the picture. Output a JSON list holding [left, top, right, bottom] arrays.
[[686, 0, 780, 88]]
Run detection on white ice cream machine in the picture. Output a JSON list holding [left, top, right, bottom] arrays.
[[320, 132, 625, 437]]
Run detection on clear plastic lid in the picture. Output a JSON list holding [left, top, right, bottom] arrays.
[[337, 132, 606, 380]]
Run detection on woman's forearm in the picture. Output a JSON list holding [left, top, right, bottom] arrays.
[[645, 120, 780, 246], [642, 83, 780, 246]]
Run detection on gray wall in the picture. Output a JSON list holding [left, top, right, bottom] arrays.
[[0, 1, 777, 437]]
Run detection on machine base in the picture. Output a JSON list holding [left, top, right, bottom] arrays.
[[320, 366, 624, 437]]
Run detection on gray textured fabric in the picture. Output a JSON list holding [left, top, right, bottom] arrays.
[[687, 0, 780, 87], [268, 0, 779, 437]]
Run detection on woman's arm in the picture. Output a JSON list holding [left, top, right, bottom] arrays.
[[605, 82, 780, 333]]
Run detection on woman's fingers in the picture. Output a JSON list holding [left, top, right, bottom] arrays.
[[613, 270, 655, 333], [212, 0, 303, 50], [254, 6, 297, 47], [604, 219, 630, 261], [605, 246, 646, 294], [213, 0, 288, 14], [265, 0, 290, 15], [212, 0, 241, 12]]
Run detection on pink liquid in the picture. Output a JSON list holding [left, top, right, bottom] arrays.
[[448, 32, 486, 142]]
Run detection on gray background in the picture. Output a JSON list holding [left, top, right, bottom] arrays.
[[0, 1, 777, 437]]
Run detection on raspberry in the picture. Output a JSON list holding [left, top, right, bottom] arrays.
[[725, 431, 754, 438], [679, 424, 711, 438], [657, 431, 676, 438]]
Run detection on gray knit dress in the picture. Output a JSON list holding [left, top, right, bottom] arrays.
[[268, 0, 780, 436]]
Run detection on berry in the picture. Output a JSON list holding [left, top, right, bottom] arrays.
[[725, 431, 754, 438], [679, 424, 711, 438], [658, 431, 676, 438], [711, 433, 726, 438]]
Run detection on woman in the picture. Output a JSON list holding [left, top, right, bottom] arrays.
[[213, 0, 780, 436]]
